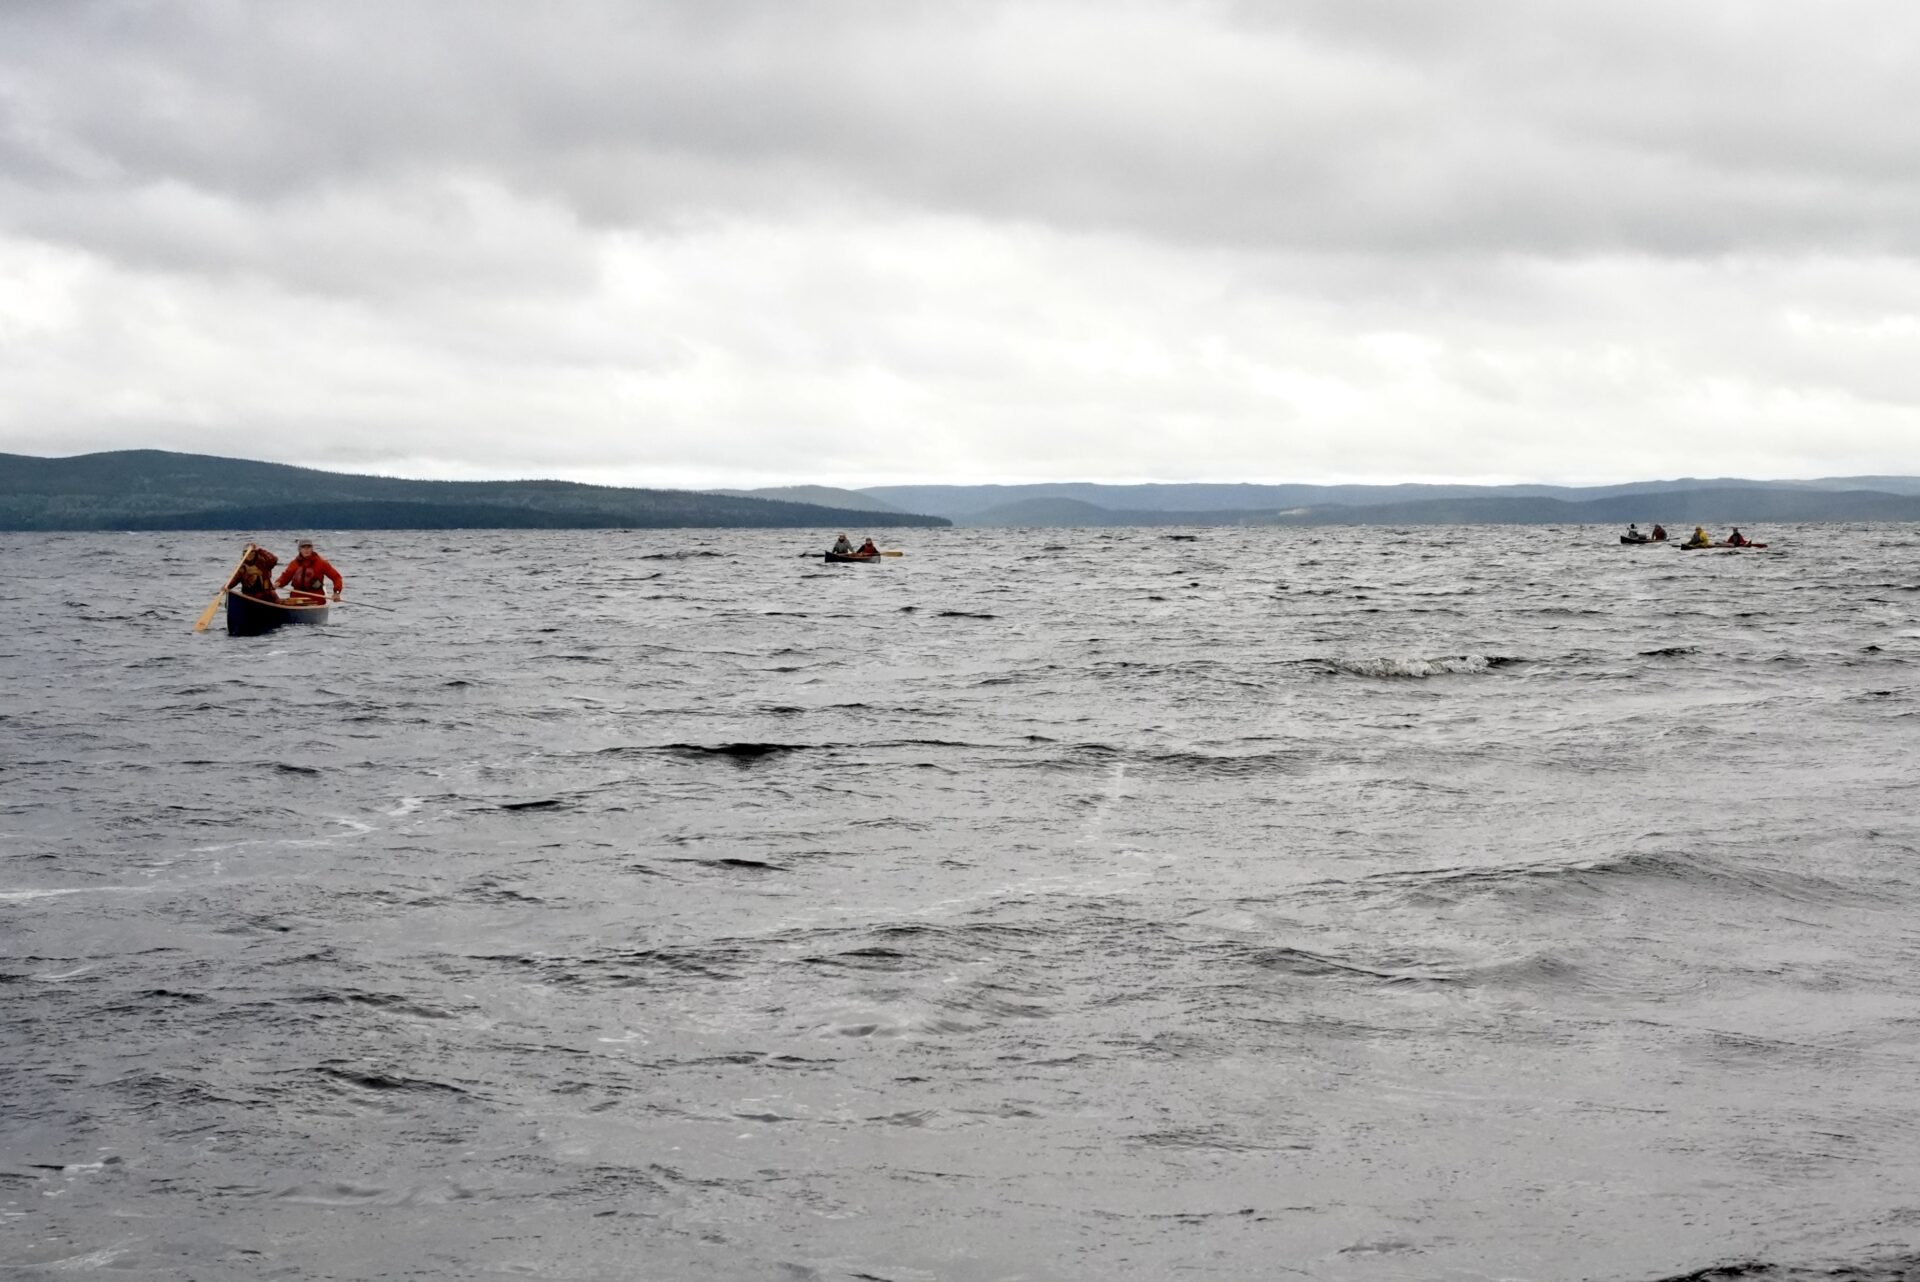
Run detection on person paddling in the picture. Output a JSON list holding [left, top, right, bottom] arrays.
[[1651, 524, 1667, 541], [1626, 523, 1642, 541], [831, 534, 854, 554], [227, 547, 281, 602], [856, 537, 879, 557], [276, 540, 344, 603], [1685, 526, 1712, 548], [1727, 528, 1750, 547]]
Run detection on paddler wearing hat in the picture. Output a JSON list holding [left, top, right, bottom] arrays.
[[275, 539, 345, 603]]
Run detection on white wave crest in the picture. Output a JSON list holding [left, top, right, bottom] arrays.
[[1332, 655, 1493, 679]]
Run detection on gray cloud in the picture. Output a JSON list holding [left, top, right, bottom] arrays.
[[12, 1, 1920, 254], [2, 0, 1916, 483]]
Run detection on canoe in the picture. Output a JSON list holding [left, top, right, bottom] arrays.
[[226, 589, 330, 636], [1677, 542, 1768, 551], [823, 552, 881, 564]]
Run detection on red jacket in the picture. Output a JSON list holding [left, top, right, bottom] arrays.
[[277, 552, 343, 595]]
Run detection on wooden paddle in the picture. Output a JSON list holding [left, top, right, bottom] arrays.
[[193, 544, 254, 632], [879, 551, 905, 557]]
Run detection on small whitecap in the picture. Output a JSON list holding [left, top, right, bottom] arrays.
[[1332, 654, 1492, 679]]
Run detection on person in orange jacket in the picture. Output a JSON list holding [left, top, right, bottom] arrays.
[[227, 547, 281, 602], [276, 539, 344, 603]]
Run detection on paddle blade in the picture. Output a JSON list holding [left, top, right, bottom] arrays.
[[194, 544, 252, 632], [879, 551, 905, 557]]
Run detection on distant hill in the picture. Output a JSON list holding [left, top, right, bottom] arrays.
[[1794, 476, 1920, 496], [9, 452, 1913, 531], [948, 486, 1920, 527], [1266, 487, 1920, 526], [709, 485, 911, 515], [866, 481, 1550, 519], [0, 451, 950, 531], [967, 496, 1128, 526], [865, 477, 1920, 522]]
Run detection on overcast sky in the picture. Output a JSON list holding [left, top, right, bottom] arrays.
[[3, 1, 1917, 487]]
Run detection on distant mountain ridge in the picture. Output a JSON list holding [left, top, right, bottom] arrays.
[[6, 451, 1916, 531], [954, 486, 1920, 528], [1271, 487, 1920, 527], [709, 485, 909, 515], [864, 477, 1920, 523], [0, 451, 950, 531]]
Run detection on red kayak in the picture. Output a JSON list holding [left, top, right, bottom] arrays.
[[1678, 542, 1768, 551]]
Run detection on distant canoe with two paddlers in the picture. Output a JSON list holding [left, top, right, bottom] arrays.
[[823, 545, 906, 563]]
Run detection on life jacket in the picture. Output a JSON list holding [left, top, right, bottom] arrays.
[[237, 551, 278, 597], [285, 553, 333, 592]]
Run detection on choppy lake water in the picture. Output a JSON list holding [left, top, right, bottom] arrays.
[[4, 525, 1920, 1281]]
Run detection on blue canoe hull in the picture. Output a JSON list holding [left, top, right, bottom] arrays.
[[226, 590, 329, 636]]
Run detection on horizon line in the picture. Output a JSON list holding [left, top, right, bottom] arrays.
[[9, 448, 1917, 494]]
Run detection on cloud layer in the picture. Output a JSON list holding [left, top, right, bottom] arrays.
[[3, 0, 1917, 484]]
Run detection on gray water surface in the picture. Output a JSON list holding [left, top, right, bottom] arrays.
[[4, 526, 1919, 1280]]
